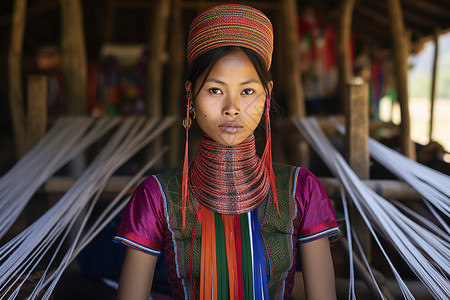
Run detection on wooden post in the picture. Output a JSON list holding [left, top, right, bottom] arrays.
[[146, 0, 170, 118], [281, 0, 309, 168], [282, 0, 305, 117], [167, 0, 183, 168], [346, 77, 370, 179], [27, 75, 48, 151], [346, 77, 371, 259], [8, 0, 27, 157], [146, 0, 170, 168], [60, 0, 88, 115], [386, 0, 415, 160], [429, 29, 439, 142], [337, 0, 356, 113]]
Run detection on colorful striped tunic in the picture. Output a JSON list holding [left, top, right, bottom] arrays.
[[114, 163, 339, 299]]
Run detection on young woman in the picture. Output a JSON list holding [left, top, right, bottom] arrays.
[[114, 4, 339, 299]]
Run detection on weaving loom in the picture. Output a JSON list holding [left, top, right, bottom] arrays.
[[0, 116, 175, 299], [0, 115, 448, 299], [293, 117, 450, 300]]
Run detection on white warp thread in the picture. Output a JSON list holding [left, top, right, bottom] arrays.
[[293, 117, 450, 300], [0, 116, 121, 238], [0, 116, 175, 299]]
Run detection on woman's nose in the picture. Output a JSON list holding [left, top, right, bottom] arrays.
[[223, 94, 240, 116]]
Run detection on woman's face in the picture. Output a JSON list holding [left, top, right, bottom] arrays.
[[186, 49, 273, 146]]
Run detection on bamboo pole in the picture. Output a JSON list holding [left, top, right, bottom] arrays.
[[167, 0, 183, 168], [386, 0, 415, 160], [8, 0, 27, 157], [337, 0, 356, 113], [60, 0, 88, 114], [26, 75, 48, 151], [429, 29, 440, 142]]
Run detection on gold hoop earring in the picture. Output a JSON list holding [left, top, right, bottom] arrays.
[[183, 105, 195, 129], [190, 105, 196, 120]]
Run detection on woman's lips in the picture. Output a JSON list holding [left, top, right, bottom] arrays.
[[219, 124, 243, 133]]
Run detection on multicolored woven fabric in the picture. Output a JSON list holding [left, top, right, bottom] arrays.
[[114, 162, 340, 299], [186, 4, 274, 70]]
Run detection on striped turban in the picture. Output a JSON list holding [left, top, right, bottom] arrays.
[[186, 4, 274, 70]]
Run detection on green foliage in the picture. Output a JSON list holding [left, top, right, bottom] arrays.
[[438, 51, 450, 99], [409, 50, 450, 100], [408, 71, 431, 98]]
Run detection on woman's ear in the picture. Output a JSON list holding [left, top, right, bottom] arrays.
[[185, 81, 192, 93], [268, 80, 274, 95]]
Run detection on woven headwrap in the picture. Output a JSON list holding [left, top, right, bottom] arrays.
[[186, 4, 273, 70], [182, 4, 278, 232]]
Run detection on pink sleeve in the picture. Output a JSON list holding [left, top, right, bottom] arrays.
[[113, 175, 166, 256], [294, 168, 340, 244]]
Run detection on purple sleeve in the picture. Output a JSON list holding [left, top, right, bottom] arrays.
[[294, 168, 340, 244], [113, 175, 165, 256]]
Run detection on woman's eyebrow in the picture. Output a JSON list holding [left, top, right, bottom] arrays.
[[239, 79, 260, 85], [204, 78, 260, 85], [205, 78, 226, 85]]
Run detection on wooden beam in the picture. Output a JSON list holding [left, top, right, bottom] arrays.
[[355, 4, 390, 26], [42, 176, 421, 200], [359, 1, 431, 41], [402, 9, 440, 28], [282, 0, 305, 117], [351, 16, 391, 41], [429, 30, 440, 142], [181, 1, 280, 10], [337, 0, 356, 113], [403, 0, 450, 16], [320, 178, 421, 200], [27, 75, 48, 151], [8, 0, 27, 157], [0, 0, 58, 28], [386, 0, 416, 160], [112, 0, 156, 8], [60, 0, 88, 114]]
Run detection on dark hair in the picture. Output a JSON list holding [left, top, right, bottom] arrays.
[[187, 46, 272, 100]]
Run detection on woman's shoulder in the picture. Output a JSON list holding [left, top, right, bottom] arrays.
[[137, 167, 183, 189], [272, 162, 317, 181], [272, 162, 325, 200]]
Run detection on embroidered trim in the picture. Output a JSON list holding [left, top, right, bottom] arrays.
[[113, 236, 161, 256], [297, 227, 340, 244], [154, 175, 189, 298]]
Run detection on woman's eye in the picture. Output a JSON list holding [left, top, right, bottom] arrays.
[[242, 89, 254, 95], [209, 88, 222, 94]]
